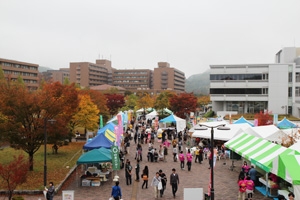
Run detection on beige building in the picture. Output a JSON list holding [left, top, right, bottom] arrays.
[[112, 69, 153, 90], [0, 58, 39, 90], [42, 68, 70, 84], [69, 59, 113, 88], [69, 59, 185, 93], [153, 62, 185, 92]]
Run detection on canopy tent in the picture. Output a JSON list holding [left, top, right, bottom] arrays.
[[163, 108, 173, 114], [271, 150, 300, 198], [77, 147, 112, 164], [97, 122, 115, 135], [192, 123, 251, 141], [159, 114, 186, 132], [277, 117, 298, 129], [289, 140, 300, 151], [244, 125, 280, 141], [264, 129, 291, 144], [146, 110, 158, 120], [83, 129, 115, 150], [225, 133, 291, 172], [233, 116, 254, 127]]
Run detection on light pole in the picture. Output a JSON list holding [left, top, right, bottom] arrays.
[[44, 118, 56, 187], [195, 124, 230, 200]]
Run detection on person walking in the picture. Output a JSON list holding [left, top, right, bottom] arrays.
[[111, 181, 122, 200], [237, 175, 247, 200], [179, 151, 185, 170], [125, 160, 132, 185], [135, 159, 140, 182], [173, 144, 178, 162], [151, 172, 162, 199], [288, 192, 295, 200], [163, 145, 168, 162], [159, 169, 167, 198], [45, 181, 55, 200], [186, 149, 193, 171], [141, 165, 149, 189], [194, 147, 199, 163], [170, 168, 179, 198], [245, 176, 254, 200]]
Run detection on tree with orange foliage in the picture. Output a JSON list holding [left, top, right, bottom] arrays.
[[0, 81, 79, 171], [254, 111, 273, 126], [169, 93, 197, 119], [0, 155, 30, 200]]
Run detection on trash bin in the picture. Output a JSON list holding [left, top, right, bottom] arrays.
[[204, 193, 210, 200]]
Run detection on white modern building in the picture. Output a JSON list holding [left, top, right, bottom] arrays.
[[210, 47, 300, 118]]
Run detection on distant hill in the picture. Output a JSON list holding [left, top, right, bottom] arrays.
[[185, 70, 210, 95], [39, 66, 53, 72]]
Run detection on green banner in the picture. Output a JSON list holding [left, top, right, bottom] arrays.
[[111, 145, 120, 170], [100, 115, 103, 128]]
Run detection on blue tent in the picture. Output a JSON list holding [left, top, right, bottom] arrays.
[[83, 130, 114, 150], [159, 114, 186, 132], [233, 116, 254, 127], [97, 122, 115, 135], [277, 117, 298, 129], [77, 147, 112, 164]]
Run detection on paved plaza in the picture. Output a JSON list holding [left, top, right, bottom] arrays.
[[22, 140, 271, 200]]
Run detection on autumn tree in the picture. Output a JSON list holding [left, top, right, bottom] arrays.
[[0, 81, 79, 171], [197, 95, 211, 110], [0, 155, 30, 200], [105, 93, 125, 116], [154, 91, 174, 115], [71, 94, 100, 134], [169, 93, 197, 119], [137, 93, 155, 112], [254, 110, 273, 126]]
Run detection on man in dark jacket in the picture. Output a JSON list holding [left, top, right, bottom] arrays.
[[159, 169, 167, 197], [170, 168, 179, 198]]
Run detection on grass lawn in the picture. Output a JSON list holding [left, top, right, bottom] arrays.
[[0, 141, 84, 190]]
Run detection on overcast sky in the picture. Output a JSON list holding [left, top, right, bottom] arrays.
[[1, 0, 300, 78]]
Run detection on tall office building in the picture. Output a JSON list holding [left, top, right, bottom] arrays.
[[210, 47, 300, 118], [69, 59, 113, 88], [42, 68, 70, 84], [153, 62, 185, 92], [0, 58, 39, 90], [112, 69, 153, 91]]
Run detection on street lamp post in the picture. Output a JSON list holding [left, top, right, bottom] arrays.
[[44, 118, 56, 187], [196, 124, 230, 200]]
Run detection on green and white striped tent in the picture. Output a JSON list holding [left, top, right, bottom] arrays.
[[225, 133, 292, 172], [271, 150, 300, 198]]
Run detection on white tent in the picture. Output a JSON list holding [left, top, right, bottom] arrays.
[[289, 140, 300, 151], [159, 114, 186, 132], [244, 125, 280, 141], [146, 110, 158, 120], [192, 122, 252, 141]]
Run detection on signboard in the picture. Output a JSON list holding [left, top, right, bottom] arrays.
[[111, 145, 120, 170]]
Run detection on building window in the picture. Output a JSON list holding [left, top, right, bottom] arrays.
[[262, 88, 268, 94], [262, 73, 268, 80], [288, 87, 292, 97], [296, 87, 300, 97], [288, 72, 292, 82]]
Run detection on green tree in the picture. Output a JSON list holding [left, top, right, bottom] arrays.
[[124, 94, 138, 110], [137, 93, 154, 111], [154, 91, 174, 115]]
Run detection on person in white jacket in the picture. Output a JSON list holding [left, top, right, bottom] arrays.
[[151, 172, 162, 198]]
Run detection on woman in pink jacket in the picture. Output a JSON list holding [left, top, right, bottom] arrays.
[[179, 151, 185, 170], [186, 149, 193, 171], [245, 176, 254, 200]]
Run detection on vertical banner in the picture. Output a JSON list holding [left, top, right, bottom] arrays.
[[254, 119, 258, 126], [111, 145, 120, 170], [115, 114, 123, 147], [100, 115, 103, 128], [154, 116, 159, 130], [273, 114, 278, 125]]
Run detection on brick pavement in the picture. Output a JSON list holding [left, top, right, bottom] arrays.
[[21, 139, 272, 200]]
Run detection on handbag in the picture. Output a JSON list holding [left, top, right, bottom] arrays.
[[158, 181, 162, 190]]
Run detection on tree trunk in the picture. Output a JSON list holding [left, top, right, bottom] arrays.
[[29, 152, 34, 171], [8, 190, 13, 200]]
